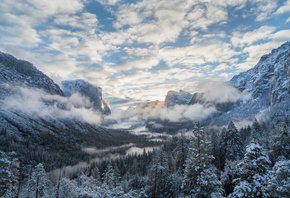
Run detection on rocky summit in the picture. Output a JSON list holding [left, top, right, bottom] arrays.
[[61, 80, 111, 115]]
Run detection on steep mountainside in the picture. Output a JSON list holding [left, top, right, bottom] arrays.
[[230, 42, 290, 106], [61, 80, 111, 115], [0, 52, 146, 171], [203, 42, 290, 126], [0, 52, 63, 97]]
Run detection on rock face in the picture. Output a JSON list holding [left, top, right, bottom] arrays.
[[202, 42, 290, 126], [61, 80, 111, 115], [0, 52, 63, 97], [230, 42, 290, 106], [164, 90, 193, 107]]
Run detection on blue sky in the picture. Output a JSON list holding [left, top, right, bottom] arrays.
[[1, 0, 290, 110]]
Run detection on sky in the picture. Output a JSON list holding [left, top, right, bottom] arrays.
[[0, 0, 290, 111]]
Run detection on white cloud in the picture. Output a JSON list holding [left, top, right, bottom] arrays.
[[212, 63, 231, 72], [159, 43, 239, 67], [236, 41, 285, 70], [270, 29, 290, 40], [54, 13, 99, 32], [254, 0, 278, 21], [95, 0, 121, 6], [275, 0, 290, 14], [1, 86, 102, 125], [186, 4, 228, 31], [116, 56, 160, 72], [231, 26, 276, 47]]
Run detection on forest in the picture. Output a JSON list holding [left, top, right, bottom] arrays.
[[1, 118, 289, 198]]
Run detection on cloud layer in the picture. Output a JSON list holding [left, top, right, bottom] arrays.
[[1, 86, 103, 125], [0, 0, 289, 110]]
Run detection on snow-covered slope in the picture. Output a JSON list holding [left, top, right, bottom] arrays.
[[164, 90, 193, 107], [230, 42, 289, 106], [0, 52, 63, 98], [146, 42, 290, 130], [61, 80, 111, 115], [204, 42, 290, 126], [0, 51, 140, 170]]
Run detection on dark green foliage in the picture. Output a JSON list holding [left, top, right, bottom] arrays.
[[269, 122, 290, 163], [219, 121, 244, 170]]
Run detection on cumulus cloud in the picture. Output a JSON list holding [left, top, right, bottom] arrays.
[[231, 26, 276, 48], [239, 41, 285, 69], [194, 80, 247, 103], [159, 43, 239, 67], [275, 0, 290, 14], [1, 85, 102, 125], [254, 0, 278, 21], [1, 0, 289, 112]]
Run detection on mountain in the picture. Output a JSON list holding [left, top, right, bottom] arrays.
[[146, 42, 290, 131], [164, 90, 193, 107], [61, 80, 111, 115], [230, 42, 290, 106], [203, 42, 290, 126], [0, 52, 63, 98], [0, 52, 147, 171]]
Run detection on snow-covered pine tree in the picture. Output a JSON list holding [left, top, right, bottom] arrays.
[[103, 163, 116, 189], [218, 127, 227, 170], [173, 135, 188, 174], [229, 142, 271, 198], [269, 122, 290, 163], [221, 160, 240, 196], [147, 150, 169, 198], [0, 151, 17, 198], [225, 121, 244, 161], [58, 178, 78, 198], [251, 118, 262, 140], [267, 160, 290, 198], [28, 163, 48, 198], [182, 122, 223, 197], [90, 166, 101, 186]]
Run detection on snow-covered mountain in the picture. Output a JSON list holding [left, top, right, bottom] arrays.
[[203, 42, 290, 126], [146, 42, 290, 130], [0, 52, 63, 98], [0, 52, 134, 170], [61, 80, 111, 115], [164, 90, 193, 107], [230, 42, 289, 106]]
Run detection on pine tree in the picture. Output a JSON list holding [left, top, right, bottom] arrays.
[[28, 163, 48, 198], [103, 163, 116, 189], [221, 160, 240, 196], [147, 150, 169, 198], [90, 166, 101, 186], [219, 122, 243, 171], [267, 160, 290, 198], [58, 178, 78, 198], [225, 121, 244, 161], [0, 151, 17, 198], [229, 142, 271, 198], [218, 127, 227, 170], [269, 122, 290, 163], [251, 119, 262, 140], [182, 122, 223, 197], [173, 135, 188, 174]]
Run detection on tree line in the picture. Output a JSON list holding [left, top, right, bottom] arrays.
[[1, 118, 289, 197]]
